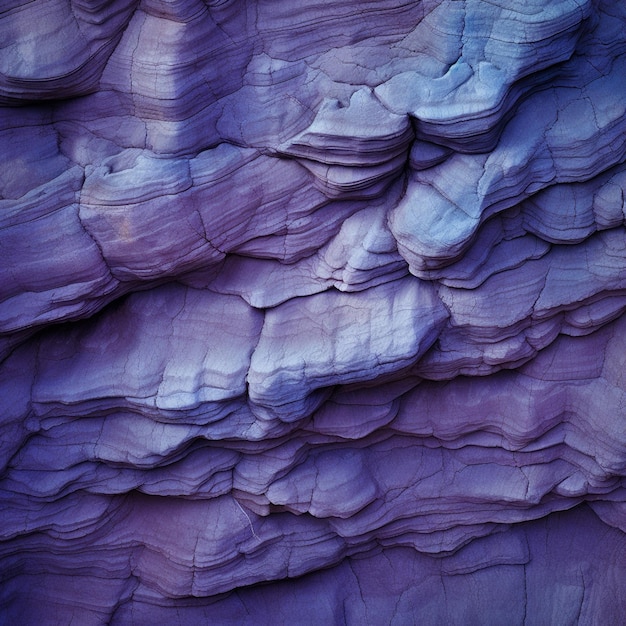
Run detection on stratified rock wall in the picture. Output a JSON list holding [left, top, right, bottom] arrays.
[[2, 0, 626, 623]]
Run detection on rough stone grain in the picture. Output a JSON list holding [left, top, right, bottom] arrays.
[[2, 0, 626, 622]]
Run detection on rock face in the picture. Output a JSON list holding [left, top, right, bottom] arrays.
[[2, 0, 626, 623]]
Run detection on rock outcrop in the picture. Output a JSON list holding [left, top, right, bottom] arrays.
[[2, 0, 626, 623]]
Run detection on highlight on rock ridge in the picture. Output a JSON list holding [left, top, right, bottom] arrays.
[[1, 0, 626, 622]]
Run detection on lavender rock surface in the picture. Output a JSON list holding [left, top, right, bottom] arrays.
[[2, 0, 626, 623]]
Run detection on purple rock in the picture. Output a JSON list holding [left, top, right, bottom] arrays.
[[1, 0, 626, 622]]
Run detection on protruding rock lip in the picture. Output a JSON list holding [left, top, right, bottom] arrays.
[[275, 89, 414, 198], [247, 277, 449, 421]]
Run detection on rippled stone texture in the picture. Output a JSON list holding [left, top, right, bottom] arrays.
[[2, 0, 626, 623]]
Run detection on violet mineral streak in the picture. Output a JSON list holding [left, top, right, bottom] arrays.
[[1, 0, 626, 623]]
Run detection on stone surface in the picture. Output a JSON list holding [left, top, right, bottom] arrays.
[[2, 0, 626, 623]]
